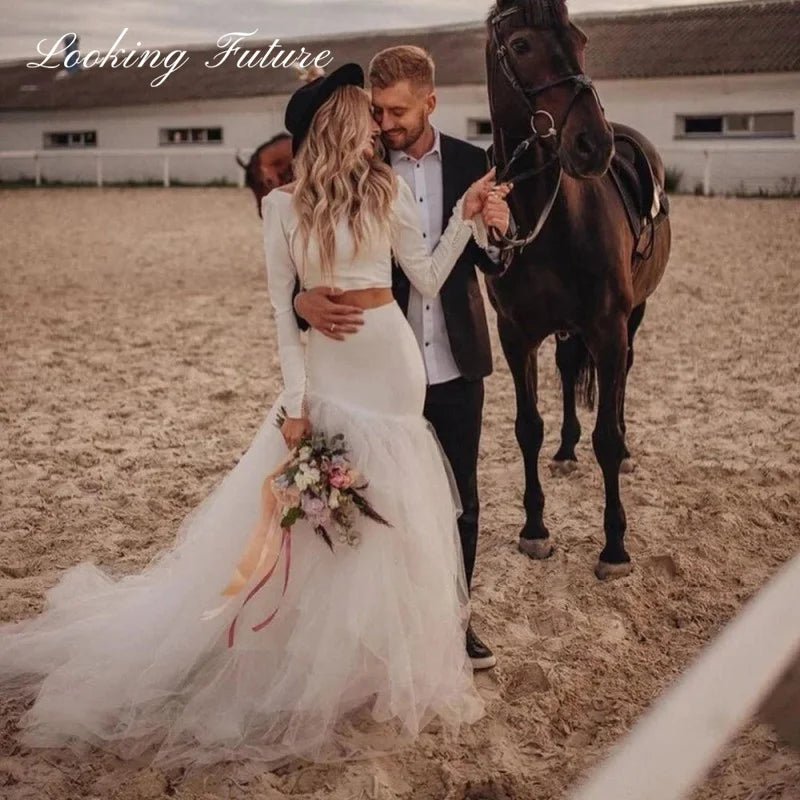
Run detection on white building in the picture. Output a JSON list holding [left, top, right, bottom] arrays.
[[0, 0, 797, 194]]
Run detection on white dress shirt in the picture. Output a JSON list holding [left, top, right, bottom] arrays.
[[390, 127, 463, 386]]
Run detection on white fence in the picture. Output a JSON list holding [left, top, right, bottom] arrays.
[[1, 144, 798, 196], [0, 147, 255, 187], [571, 550, 800, 800], [658, 143, 799, 196]]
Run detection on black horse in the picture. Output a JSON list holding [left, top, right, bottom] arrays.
[[484, 0, 672, 579]]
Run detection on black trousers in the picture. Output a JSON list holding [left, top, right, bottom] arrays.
[[422, 376, 484, 593]]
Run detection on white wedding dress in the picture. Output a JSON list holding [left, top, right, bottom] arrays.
[[0, 176, 491, 771]]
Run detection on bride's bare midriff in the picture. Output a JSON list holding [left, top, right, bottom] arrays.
[[330, 287, 394, 309]]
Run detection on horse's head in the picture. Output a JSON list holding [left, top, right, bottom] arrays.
[[236, 133, 294, 218], [485, 0, 614, 179]]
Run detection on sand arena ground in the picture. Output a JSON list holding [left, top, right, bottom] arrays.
[[1, 188, 799, 799]]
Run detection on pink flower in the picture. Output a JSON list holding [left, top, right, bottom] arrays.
[[329, 467, 353, 490]]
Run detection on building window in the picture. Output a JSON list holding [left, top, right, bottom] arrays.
[[43, 130, 97, 148], [726, 114, 750, 133], [753, 113, 794, 136], [160, 127, 223, 145], [467, 118, 493, 140], [676, 112, 794, 139], [683, 116, 723, 136]]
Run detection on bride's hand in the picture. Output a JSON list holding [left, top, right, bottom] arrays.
[[281, 416, 312, 449], [463, 167, 513, 219], [483, 187, 514, 236]]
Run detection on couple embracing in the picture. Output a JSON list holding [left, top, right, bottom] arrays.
[[0, 47, 514, 770]]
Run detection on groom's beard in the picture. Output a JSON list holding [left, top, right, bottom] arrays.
[[380, 116, 427, 154]]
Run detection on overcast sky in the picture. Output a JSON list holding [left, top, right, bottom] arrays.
[[5, 0, 738, 61]]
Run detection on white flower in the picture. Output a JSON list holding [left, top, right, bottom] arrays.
[[300, 463, 320, 480], [298, 446, 312, 461], [328, 488, 341, 509], [294, 463, 320, 491]]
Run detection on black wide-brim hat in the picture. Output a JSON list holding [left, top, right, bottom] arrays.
[[284, 62, 365, 157]]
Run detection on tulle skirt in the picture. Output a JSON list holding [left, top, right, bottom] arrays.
[[0, 300, 485, 772]]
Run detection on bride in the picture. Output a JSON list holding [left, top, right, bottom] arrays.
[[0, 62, 512, 772]]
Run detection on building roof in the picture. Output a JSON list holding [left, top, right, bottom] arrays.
[[1, 0, 798, 113], [578, 0, 800, 79]]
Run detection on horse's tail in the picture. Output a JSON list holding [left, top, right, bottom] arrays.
[[575, 337, 596, 410]]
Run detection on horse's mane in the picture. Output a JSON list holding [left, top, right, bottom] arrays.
[[486, 0, 569, 29]]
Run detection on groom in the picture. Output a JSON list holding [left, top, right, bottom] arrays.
[[293, 46, 511, 670]]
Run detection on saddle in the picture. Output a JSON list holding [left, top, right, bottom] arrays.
[[608, 131, 670, 259]]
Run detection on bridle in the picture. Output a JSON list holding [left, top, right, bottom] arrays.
[[488, 4, 604, 252]]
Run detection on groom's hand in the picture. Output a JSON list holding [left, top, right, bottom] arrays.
[[294, 287, 364, 341]]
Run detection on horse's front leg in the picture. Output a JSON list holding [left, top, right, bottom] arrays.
[[588, 314, 633, 580], [497, 319, 553, 560]]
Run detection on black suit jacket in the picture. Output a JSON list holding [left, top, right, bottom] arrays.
[[291, 132, 498, 381]]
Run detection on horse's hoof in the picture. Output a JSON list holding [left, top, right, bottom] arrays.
[[549, 459, 578, 476], [620, 458, 637, 474], [594, 560, 634, 581], [518, 537, 555, 560]]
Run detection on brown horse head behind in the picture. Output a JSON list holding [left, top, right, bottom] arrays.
[[236, 133, 294, 218], [486, 0, 614, 178]]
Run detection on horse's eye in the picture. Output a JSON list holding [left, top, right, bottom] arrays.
[[510, 39, 530, 55]]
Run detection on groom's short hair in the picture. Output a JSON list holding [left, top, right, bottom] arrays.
[[368, 46, 435, 92]]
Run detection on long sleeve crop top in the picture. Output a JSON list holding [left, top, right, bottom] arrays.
[[260, 176, 491, 417]]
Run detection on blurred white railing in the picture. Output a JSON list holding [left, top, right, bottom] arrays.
[[571, 550, 800, 800], [659, 142, 800, 196], [0, 143, 797, 196], [0, 147, 256, 187]]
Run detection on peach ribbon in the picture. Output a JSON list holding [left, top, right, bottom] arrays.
[[200, 454, 296, 648]]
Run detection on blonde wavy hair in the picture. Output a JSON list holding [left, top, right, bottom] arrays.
[[290, 84, 397, 285]]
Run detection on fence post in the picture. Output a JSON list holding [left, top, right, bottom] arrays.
[[163, 155, 170, 187], [34, 153, 41, 187], [703, 150, 712, 196], [96, 153, 103, 187], [569, 551, 800, 800]]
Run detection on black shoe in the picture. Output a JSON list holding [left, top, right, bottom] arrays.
[[467, 624, 497, 670]]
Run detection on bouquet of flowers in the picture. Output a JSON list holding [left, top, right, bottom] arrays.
[[273, 406, 392, 548]]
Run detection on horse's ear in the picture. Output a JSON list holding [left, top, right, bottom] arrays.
[[291, 61, 326, 84], [569, 21, 588, 46]]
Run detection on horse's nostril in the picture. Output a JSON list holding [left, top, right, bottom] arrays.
[[576, 132, 595, 158]]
